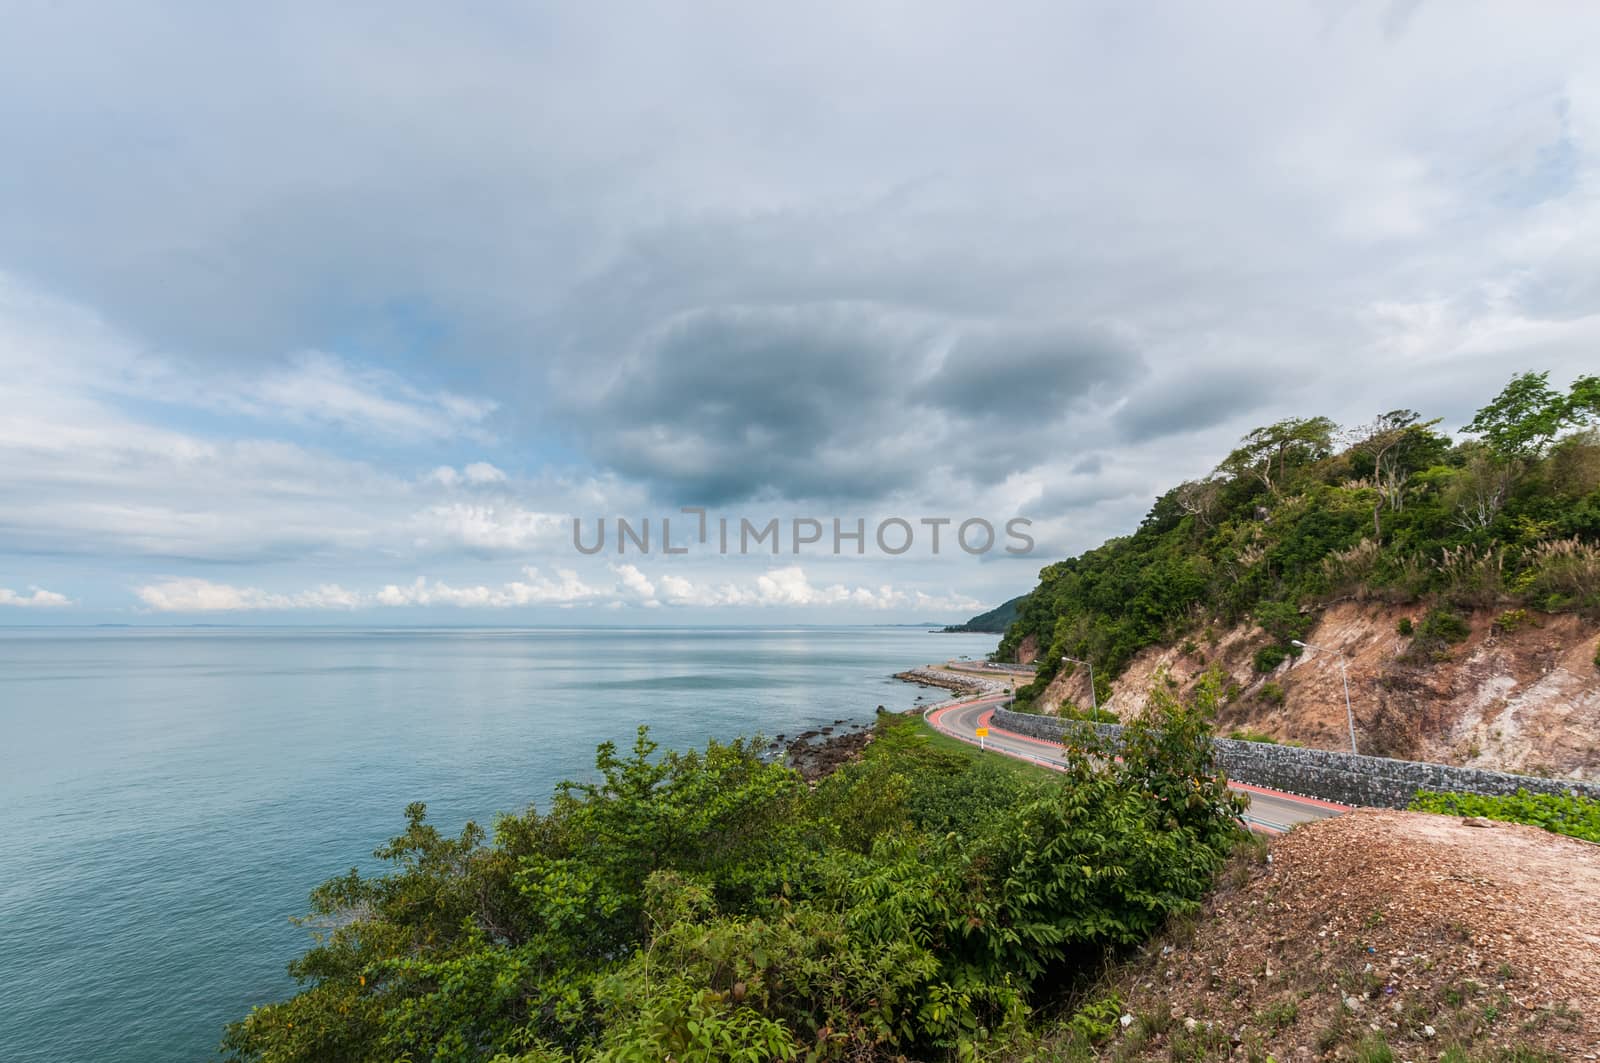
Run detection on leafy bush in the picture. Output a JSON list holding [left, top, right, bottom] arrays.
[[1063, 994, 1123, 1045], [1418, 607, 1471, 644], [1396, 617, 1414, 636], [224, 690, 1245, 1063], [1228, 729, 1277, 744], [1059, 702, 1118, 724], [1253, 600, 1313, 646], [1257, 682, 1286, 706], [1253, 645, 1289, 673], [1492, 608, 1533, 634], [1409, 789, 1600, 844]]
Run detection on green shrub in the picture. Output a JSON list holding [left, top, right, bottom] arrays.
[[1593, 638, 1600, 671], [1492, 608, 1533, 633], [1228, 729, 1277, 744], [1059, 702, 1118, 724], [1419, 606, 1471, 644], [1257, 681, 1286, 706], [1253, 644, 1289, 672], [1064, 993, 1123, 1045], [1396, 617, 1414, 636], [223, 686, 1245, 1063], [1410, 788, 1600, 844]]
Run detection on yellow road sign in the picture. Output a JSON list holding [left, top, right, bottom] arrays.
[[975, 727, 989, 737]]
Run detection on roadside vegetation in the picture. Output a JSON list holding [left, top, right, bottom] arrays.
[[1001, 371, 1600, 710], [1410, 788, 1600, 843], [911, 716, 1062, 781], [223, 682, 1244, 1062]]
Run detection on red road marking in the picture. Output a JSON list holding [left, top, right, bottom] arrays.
[[1228, 780, 1349, 811], [974, 709, 1069, 752]]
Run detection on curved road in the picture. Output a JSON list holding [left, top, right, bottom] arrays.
[[925, 695, 1346, 834]]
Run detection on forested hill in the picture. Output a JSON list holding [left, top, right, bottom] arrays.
[[999, 371, 1600, 703], [943, 594, 1028, 633]]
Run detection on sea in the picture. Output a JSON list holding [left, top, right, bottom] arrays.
[[0, 625, 998, 1062]]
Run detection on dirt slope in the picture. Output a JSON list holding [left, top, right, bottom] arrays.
[[1034, 602, 1600, 780], [1102, 811, 1600, 1061]]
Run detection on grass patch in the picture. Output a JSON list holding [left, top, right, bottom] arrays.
[[914, 715, 1063, 781], [1410, 788, 1600, 843]]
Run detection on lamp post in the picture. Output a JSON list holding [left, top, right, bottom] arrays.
[[1292, 639, 1357, 754], [1062, 655, 1097, 724]]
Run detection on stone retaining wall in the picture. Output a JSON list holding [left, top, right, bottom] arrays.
[[990, 707, 1600, 809]]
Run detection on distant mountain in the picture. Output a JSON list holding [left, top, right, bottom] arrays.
[[942, 594, 1028, 633]]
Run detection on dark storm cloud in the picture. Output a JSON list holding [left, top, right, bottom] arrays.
[[575, 304, 927, 502], [1030, 475, 1153, 520], [917, 325, 1144, 421], [1111, 367, 1283, 443], [568, 305, 1146, 503]]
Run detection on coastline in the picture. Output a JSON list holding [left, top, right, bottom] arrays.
[[782, 661, 1017, 781]]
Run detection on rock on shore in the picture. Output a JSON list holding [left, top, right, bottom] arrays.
[[892, 667, 1010, 697]]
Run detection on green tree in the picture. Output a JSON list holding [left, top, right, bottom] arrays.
[[1349, 409, 1445, 538], [1463, 370, 1600, 460], [1218, 416, 1338, 497]]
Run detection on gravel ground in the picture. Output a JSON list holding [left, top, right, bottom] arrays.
[[1105, 810, 1600, 1060]]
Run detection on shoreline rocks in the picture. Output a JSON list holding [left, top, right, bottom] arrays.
[[783, 666, 1005, 782], [892, 667, 1010, 697]]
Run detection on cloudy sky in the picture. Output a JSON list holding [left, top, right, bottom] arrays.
[[2, 1, 1599, 624]]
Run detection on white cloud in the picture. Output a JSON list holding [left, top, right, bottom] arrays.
[[637, 564, 981, 613], [0, 586, 72, 607], [463, 461, 507, 484], [134, 578, 362, 612], [424, 461, 509, 488], [126, 565, 978, 614], [611, 563, 658, 605], [375, 567, 601, 607], [413, 503, 564, 553], [0, 278, 499, 444], [235, 351, 497, 441]]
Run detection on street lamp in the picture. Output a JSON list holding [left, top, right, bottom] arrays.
[[1062, 655, 1097, 724], [1291, 639, 1357, 754]]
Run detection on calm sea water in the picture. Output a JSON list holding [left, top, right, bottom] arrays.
[[0, 626, 996, 1063]]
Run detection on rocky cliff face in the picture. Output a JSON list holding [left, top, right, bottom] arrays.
[[1015, 632, 1039, 665], [1033, 602, 1600, 780]]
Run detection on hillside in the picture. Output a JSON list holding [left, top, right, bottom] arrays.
[[943, 593, 1028, 633], [1086, 810, 1600, 1061], [1001, 371, 1600, 779], [1035, 600, 1600, 779]]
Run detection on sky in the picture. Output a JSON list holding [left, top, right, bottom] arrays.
[[2, 1, 1600, 625]]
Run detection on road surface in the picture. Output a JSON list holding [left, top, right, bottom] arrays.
[[925, 695, 1346, 834]]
